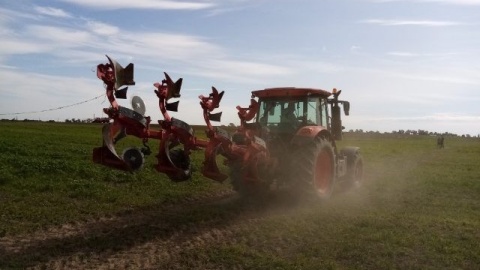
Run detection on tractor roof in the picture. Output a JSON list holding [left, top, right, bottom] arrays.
[[251, 87, 332, 99]]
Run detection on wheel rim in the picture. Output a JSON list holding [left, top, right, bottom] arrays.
[[315, 150, 333, 194]]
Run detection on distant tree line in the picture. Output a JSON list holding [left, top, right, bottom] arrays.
[[64, 117, 109, 123], [346, 129, 476, 138], [1, 118, 478, 138], [1, 117, 108, 124]]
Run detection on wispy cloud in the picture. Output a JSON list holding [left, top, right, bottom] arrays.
[[0, 68, 99, 107], [58, 0, 215, 10], [367, 113, 480, 122], [0, 6, 293, 84], [361, 19, 465, 26], [387, 51, 420, 57], [350, 45, 361, 53], [189, 59, 292, 83], [204, 1, 259, 17], [34, 6, 72, 18], [27, 25, 93, 46], [372, 0, 480, 5], [0, 7, 41, 22], [84, 20, 119, 36], [387, 51, 462, 58], [357, 65, 480, 86], [0, 39, 49, 55], [428, 0, 480, 4]]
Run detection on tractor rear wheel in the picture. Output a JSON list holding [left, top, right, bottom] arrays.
[[290, 137, 336, 200], [229, 161, 269, 197], [230, 162, 247, 194]]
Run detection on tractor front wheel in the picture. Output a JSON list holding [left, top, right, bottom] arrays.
[[343, 152, 363, 190], [290, 137, 336, 200]]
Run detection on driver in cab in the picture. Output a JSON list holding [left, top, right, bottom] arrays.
[[281, 103, 297, 124]]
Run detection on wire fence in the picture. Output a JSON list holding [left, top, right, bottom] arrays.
[[0, 94, 105, 116]]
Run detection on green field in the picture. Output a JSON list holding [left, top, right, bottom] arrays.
[[1, 121, 479, 269]]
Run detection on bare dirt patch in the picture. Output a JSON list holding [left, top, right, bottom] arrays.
[[1, 188, 322, 269]]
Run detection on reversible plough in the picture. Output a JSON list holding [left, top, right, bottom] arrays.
[[92, 55, 363, 198]]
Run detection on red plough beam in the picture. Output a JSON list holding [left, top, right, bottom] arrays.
[[92, 55, 269, 185]]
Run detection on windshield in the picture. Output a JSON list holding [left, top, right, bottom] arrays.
[[257, 97, 324, 127]]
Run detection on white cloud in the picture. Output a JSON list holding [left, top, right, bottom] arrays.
[[350, 45, 361, 53], [428, 0, 480, 4], [356, 65, 480, 86], [127, 32, 222, 60], [0, 68, 102, 120], [0, 4, 298, 118], [361, 19, 465, 26], [387, 51, 462, 58], [387, 51, 419, 57], [1, 10, 291, 82], [0, 39, 48, 55], [373, 0, 480, 5], [85, 20, 120, 36], [0, 64, 17, 70], [287, 60, 342, 74], [207, 59, 291, 76], [367, 113, 480, 122], [34, 6, 72, 18], [0, 7, 41, 22], [58, 0, 215, 10], [27, 25, 93, 45], [349, 113, 480, 135], [0, 68, 97, 99], [204, 1, 258, 17], [1, 2, 478, 135]]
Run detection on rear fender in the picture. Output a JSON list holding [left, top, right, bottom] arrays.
[[291, 126, 332, 146]]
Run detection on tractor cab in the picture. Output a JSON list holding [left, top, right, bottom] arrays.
[[257, 96, 329, 136], [252, 87, 333, 141], [252, 87, 350, 142]]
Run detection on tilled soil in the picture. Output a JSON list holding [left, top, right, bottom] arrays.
[[0, 189, 312, 269]]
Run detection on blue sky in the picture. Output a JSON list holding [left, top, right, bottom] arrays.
[[0, 0, 479, 135]]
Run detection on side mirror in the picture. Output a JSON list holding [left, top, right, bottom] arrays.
[[343, 101, 350, 116], [331, 104, 342, 140]]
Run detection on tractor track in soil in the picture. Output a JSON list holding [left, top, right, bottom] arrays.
[[0, 148, 428, 269], [0, 188, 311, 269]]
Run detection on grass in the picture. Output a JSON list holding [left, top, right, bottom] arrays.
[[0, 121, 228, 234], [1, 121, 479, 269]]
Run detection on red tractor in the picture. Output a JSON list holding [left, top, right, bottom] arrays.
[[92, 56, 363, 200]]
